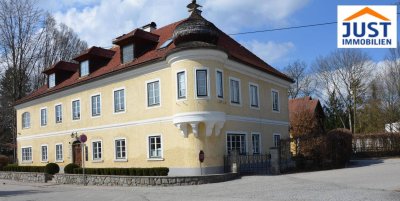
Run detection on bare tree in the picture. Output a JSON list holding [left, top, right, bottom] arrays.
[[32, 14, 88, 89], [380, 42, 400, 129], [284, 60, 314, 99], [314, 49, 373, 133]]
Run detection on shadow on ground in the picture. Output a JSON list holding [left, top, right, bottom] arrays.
[[347, 159, 384, 168], [0, 190, 45, 197]]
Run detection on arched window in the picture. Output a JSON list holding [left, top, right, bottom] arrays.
[[22, 112, 30, 129]]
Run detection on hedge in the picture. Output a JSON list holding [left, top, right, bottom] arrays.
[[45, 163, 60, 174], [2, 165, 45, 173], [72, 167, 169, 176]]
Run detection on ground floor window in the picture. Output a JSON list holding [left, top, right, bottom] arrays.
[[92, 141, 102, 161], [115, 139, 126, 160], [148, 136, 162, 158], [252, 134, 260, 154], [274, 134, 281, 147], [227, 134, 246, 155], [22, 147, 32, 161], [55, 144, 63, 161], [41, 145, 48, 162]]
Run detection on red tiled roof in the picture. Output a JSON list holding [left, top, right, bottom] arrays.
[[42, 61, 79, 74], [289, 96, 324, 120], [15, 19, 293, 105]]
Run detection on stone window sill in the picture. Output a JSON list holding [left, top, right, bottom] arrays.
[[114, 159, 128, 162], [147, 158, 164, 161], [92, 160, 104, 163]]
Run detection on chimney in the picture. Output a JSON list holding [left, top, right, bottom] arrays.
[[142, 22, 157, 32]]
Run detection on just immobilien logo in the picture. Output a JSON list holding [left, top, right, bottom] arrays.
[[338, 5, 397, 48]]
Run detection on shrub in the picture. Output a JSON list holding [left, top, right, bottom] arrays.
[[45, 163, 60, 175], [72, 167, 169, 176], [2, 165, 45, 173], [0, 155, 9, 170], [326, 128, 353, 167], [64, 163, 80, 174]]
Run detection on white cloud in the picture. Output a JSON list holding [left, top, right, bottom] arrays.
[[44, 0, 309, 47], [242, 40, 295, 64]]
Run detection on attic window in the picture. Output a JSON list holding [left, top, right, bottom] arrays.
[[49, 73, 56, 88], [80, 60, 89, 77], [122, 44, 134, 64], [159, 39, 173, 49]]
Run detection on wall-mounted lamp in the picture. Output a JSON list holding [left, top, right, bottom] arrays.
[[71, 132, 78, 139]]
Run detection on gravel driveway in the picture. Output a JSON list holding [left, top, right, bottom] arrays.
[[1, 158, 400, 201]]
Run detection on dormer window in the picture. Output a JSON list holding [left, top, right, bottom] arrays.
[[80, 60, 89, 77], [49, 73, 56, 88], [122, 44, 134, 64]]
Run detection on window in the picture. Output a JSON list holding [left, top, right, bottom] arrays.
[[274, 134, 281, 147], [272, 90, 280, 112], [159, 38, 173, 49], [216, 70, 223, 98], [122, 44, 134, 64], [227, 134, 246, 155], [250, 84, 259, 108], [115, 139, 126, 160], [91, 95, 101, 117], [22, 147, 32, 162], [80, 60, 89, 77], [177, 72, 186, 99], [22, 112, 30, 129], [252, 134, 260, 154], [92, 141, 102, 161], [196, 69, 208, 97], [49, 73, 56, 88], [72, 100, 80, 120], [230, 78, 241, 104], [41, 145, 48, 162], [55, 144, 63, 162], [148, 136, 162, 158], [114, 89, 125, 113], [55, 104, 62, 123], [147, 81, 160, 107], [40, 108, 47, 126]]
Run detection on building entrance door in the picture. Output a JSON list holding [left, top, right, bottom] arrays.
[[72, 141, 82, 167]]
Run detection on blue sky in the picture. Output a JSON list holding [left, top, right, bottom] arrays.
[[38, 0, 399, 71]]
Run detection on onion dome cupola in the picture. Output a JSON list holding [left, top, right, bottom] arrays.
[[172, 0, 220, 46]]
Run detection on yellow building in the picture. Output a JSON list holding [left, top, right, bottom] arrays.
[[14, 1, 293, 176]]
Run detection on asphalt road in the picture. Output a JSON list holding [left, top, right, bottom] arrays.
[[1, 158, 400, 201]]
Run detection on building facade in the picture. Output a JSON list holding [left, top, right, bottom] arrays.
[[14, 1, 292, 176]]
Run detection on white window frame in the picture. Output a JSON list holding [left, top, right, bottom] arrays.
[[55, 103, 63, 123], [273, 133, 281, 148], [49, 73, 56, 88], [194, 67, 210, 99], [251, 133, 261, 155], [113, 87, 126, 114], [91, 93, 102, 118], [114, 138, 127, 162], [71, 99, 81, 121], [41, 144, 48, 162], [272, 89, 280, 113], [249, 83, 260, 109], [229, 77, 242, 106], [147, 134, 164, 160], [21, 146, 32, 163], [225, 131, 248, 155], [80, 60, 89, 77], [22, 112, 31, 129], [40, 107, 47, 127], [55, 143, 63, 162], [91, 140, 103, 162], [216, 69, 224, 99], [146, 79, 161, 108], [176, 70, 187, 100]]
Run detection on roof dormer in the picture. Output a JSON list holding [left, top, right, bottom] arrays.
[[112, 28, 159, 64], [42, 61, 79, 88], [73, 46, 115, 77]]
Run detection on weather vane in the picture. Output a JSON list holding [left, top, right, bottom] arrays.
[[187, 0, 202, 14]]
